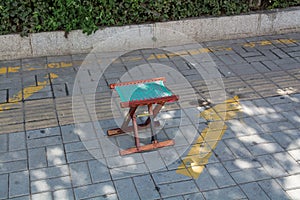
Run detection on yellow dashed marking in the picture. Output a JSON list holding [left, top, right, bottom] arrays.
[[0, 67, 7, 74], [7, 66, 20, 73], [274, 39, 297, 44], [60, 62, 73, 68], [147, 54, 157, 60], [0, 73, 58, 112], [243, 42, 256, 48], [176, 96, 241, 179], [47, 62, 62, 69], [260, 41, 273, 46], [199, 48, 212, 53]]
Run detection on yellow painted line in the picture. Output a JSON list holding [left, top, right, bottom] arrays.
[[176, 96, 241, 179], [0, 62, 74, 75], [274, 39, 297, 44], [243, 39, 297, 48], [0, 73, 58, 112], [47, 62, 73, 69], [0, 67, 7, 74], [7, 66, 20, 73]]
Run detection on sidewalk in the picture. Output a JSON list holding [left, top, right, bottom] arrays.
[[0, 32, 300, 200]]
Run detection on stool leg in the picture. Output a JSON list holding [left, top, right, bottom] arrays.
[[132, 114, 140, 149], [148, 104, 157, 143]]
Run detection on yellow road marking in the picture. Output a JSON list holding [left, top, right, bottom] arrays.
[[0, 62, 74, 75], [0, 67, 7, 74], [0, 73, 58, 112], [176, 96, 241, 179], [7, 66, 20, 73]]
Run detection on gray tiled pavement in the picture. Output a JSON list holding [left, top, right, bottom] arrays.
[[0, 32, 300, 199]]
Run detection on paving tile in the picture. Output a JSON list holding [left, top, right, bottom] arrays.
[[46, 145, 66, 166], [106, 154, 144, 168], [99, 138, 120, 158], [254, 113, 286, 124], [0, 89, 7, 103], [9, 171, 29, 198], [142, 151, 167, 172], [159, 148, 182, 171], [0, 134, 8, 153], [0, 150, 27, 163], [28, 147, 47, 169], [273, 152, 300, 175], [277, 174, 300, 190], [152, 170, 191, 185], [261, 60, 281, 71], [206, 163, 236, 188], [288, 149, 300, 162], [74, 181, 115, 200], [30, 165, 70, 181], [282, 111, 300, 128], [86, 193, 118, 200], [165, 196, 185, 200], [240, 182, 270, 200], [249, 61, 270, 73], [252, 98, 277, 114], [286, 188, 300, 200], [194, 168, 218, 192], [227, 121, 257, 137], [202, 186, 246, 200], [27, 136, 62, 149], [53, 189, 75, 200], [0, 174, 8, 200], [114, 178, 140, 200], [273, 102, 298, 112], [223, 158, 262, 173], [0, 160, 27, 174], [66, 150, 95, 163], [8, 132, 26, 151], [231, 167, 271, 184], [238, 134, 275, 147], [26, 127, 61, 139], [246, 142, 284, 156], [65, 141, 86, 153], [133, 174, 160, 200], [183, 192, 205, 200], [31, 176, 72, 193], [213, 140, 235, 161], [110, 163, 148, 180], [69, 162, 92, 187], [270, 131, 294, 150], [88, 159, 111, 183], [8, 195, 31, 200], [179, 125, 199, 144], [31, 192, 52, 200], [159, 180, 199, 198], [258, 154, 289, 177], [164, 128, 188, 147], [224, 138, 253, 159], [258, 179, 290, 200]]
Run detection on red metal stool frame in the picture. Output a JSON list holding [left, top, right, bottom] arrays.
[[108, 77, 179, 155]]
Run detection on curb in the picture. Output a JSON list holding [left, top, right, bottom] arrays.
[[0, 7, 299, 61]]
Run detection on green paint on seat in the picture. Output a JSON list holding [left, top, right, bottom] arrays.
[[115, 81, 173, 102]]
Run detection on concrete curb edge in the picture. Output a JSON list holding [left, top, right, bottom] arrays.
[[0, 7, 299, 60]]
